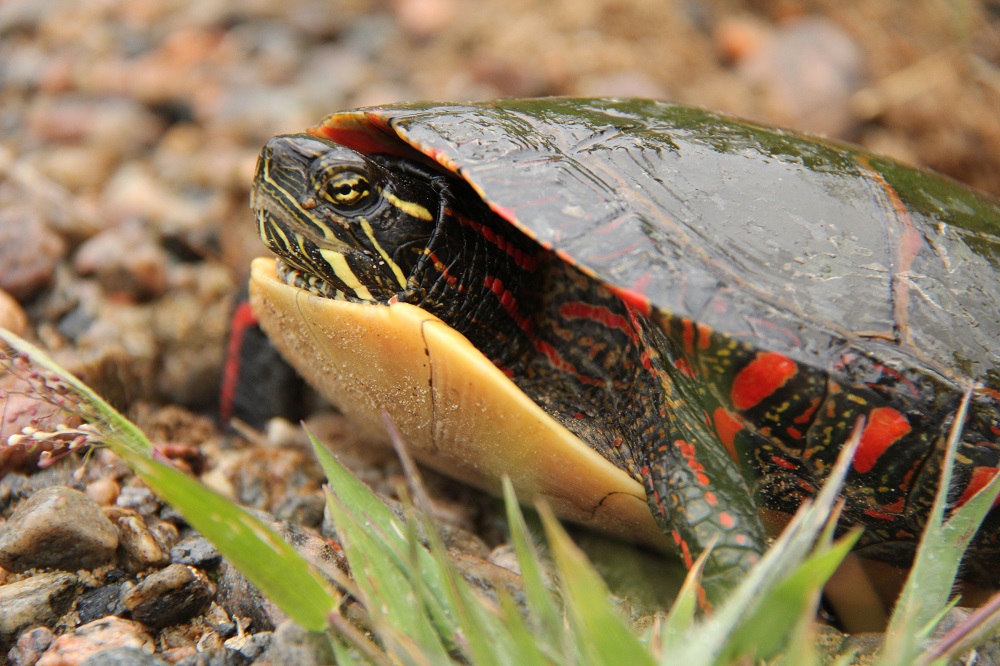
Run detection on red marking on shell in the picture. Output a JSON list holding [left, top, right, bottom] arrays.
[[311, 126, 408, 158], [957, 466, 1000, 508], [559, 302, 639, 345], [731, 352, 798, 411], [719, 512, 735, 529], [712, 407, 743, 463], [609, 281, 652, 317], [854, 407, 911, 474], [696, 323, 712, 350], [786, 426, 803, 439], [705, 491, 718, 507], [681, 319, 695, 357]]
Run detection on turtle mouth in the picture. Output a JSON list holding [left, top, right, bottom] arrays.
[[276, 259, 350, 301]]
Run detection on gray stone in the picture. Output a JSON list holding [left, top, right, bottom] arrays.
[[81, 646, 169, 665], [106, 508, 170, 574], [121, 564, 215, 629], [0, 486, 119, 572], [0, 572, 79, 648], [265, 620, 335, 666], [7, 626, 55, 665], [170, 536, 222, 569]]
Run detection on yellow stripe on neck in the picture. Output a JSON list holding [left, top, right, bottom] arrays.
[[360, 218, 408, 289], [320, 249, 375, 301]]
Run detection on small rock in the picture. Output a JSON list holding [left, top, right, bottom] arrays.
[[105, 508, 169, 574], [274, 495, 325, 528], [488, 543, 521, 575], [215, 563, 284, 633], [86, 479, 120, 507], [0, 287, 28, 335], [77, 583, 128, 625], [170, 537, 222, 570], [0, 486, 119, 572], [8, 626, 56, 666], [36, 617, 153, 666], [114, 486, 161, 516], [224, 632, 271, 661], [73, 224, 168, 300], [718, 16, 866, 137], [265, 620, 334, 666], [174, 648, 250, 666], [0, 573, 78, 649], [80, 646, 169, 665], [120, 564, 215, 630], [0, 206, 66, 301]]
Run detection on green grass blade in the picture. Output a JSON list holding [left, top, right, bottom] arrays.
[[723, 532, 859, 662], [502, 480, 563, 640], [322, 484, 453, 662], [879, 389, 1000, 665], [539, 504, 655, 666]]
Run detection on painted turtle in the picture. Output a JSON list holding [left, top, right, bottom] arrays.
[[248, 98, 1000, 605]]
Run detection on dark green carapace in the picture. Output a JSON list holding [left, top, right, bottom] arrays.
[[252, 98, 1000, 605]]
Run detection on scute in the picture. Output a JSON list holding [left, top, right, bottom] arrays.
[[312, 98, 1000, 388]]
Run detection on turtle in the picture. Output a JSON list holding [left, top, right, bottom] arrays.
[[247, 97, 1000, 608]]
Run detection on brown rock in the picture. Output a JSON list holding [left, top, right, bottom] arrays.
[[120, 564, 215, 629], [0, 206, 66, 301], [36, 617, 154, 666], [0, 572, 79, 649], [0, 486, 119, 572]]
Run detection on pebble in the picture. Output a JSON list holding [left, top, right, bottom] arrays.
[[170, 536, 222, 570], [76, 583, 128, 625], [8, 626, 56, 666], [73, 224, 169, 300], [114, 486, 162, 517], [265, 620, 334, 666], [174, 647, 250, 665], [0, 205, 66, 302], [0, 486, 119, 572], [86, 478, 121, 507], [80, 646, 170, 666], [0, 572, 78, 649], [0, 287, 28, 335], [717, 16, 866, 137], [36, 617, 154, 666], [104, 507, 170, 574], [224, 632, 271, 661], [120, 564, 215, 630]]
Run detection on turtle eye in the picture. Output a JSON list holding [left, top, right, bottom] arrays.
[[323, 170, 371, 207]]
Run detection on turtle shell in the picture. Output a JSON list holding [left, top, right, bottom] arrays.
[[311, 98, 1000, 390]]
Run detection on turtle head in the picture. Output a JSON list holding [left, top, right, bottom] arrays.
[[251, 134, 438, 302]]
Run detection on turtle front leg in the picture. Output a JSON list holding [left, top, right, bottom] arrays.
[[640, 402, 767, 609]]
